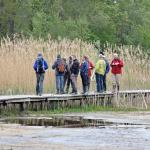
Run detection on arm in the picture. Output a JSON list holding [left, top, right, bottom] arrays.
[[52, 61, 57, 70], [44, 60, 48, 70], [119, 59, 124, 67], [89, 61, 94, 69], [33, 60, 37, 71]]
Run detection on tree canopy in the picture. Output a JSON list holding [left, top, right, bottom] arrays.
[[1, 0, 150, 49]]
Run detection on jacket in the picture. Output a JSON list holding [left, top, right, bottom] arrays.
[[95, 59, 106, 75], [88, 60, 94, 77], [110, 58, 123, 74], [33, 58, 48, 73], [104, 58, 110, 75], [70, 59, 80, 75], [52, 58, 64, 76], [80, 60, 89, 76]]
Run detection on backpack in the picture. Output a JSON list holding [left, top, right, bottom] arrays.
[[37, 58, 44, 73], [57, 62, 65, 73]]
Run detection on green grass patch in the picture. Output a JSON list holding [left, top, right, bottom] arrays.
[[28, 105, 141, 116]]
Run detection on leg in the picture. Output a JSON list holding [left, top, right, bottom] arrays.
[[103, 74, 106, 91], [71, 74, 77, 94], [64, 74, 67, 90], [116, 74, 121, 92], [66, 76, 71, 93], [56, 76, 60, 94], [95, 73, 100, 92], [87, 76, 91, 92], [39, 73, 44, 96], [99, 75, 104, 93], [60, 75, 64, 94], [36, 73, 40, 95], [74, 75, 78, 94], [81, 74, 85, 93], [112, 74, 117, 93]]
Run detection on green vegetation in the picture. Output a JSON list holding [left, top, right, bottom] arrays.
[[29, 105, 140, 115], [0, 105, 146, 117], [1, 0, 150, 50]]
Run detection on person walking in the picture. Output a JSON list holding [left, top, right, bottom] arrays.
[[110, 53, 124, 93], [52, 54, 65, 94], [80, 56, 89, 94], [95, 54, 106, 93], [85, 56, 94, 92], [33, 53, 48, 96], [70, 55, 80, 94]]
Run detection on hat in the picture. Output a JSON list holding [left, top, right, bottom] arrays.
[[99, 54, 103, 58], [57, 54, 61, 58], [37, 52, 42, 57]]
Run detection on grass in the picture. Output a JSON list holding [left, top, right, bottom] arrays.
[[0, 37, 150, 95], [29, 106, 140, 115]]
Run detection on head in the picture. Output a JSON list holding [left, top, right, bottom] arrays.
[[37, 52, 43, 59], [83, 55, 88, 61], [62, 58, 66, 63], [57, 54, 61, 59], [69, 56, 73, 61], [99, 54, 104, 59], [113, 53, 119, 59], [72, 55, 76, 60]]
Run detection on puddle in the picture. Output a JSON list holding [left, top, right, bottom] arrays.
[[0, 116, 140, 128], [1, 113, 150, 150]]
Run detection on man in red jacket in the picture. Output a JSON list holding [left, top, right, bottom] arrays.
[[110, 53, 124, 93]]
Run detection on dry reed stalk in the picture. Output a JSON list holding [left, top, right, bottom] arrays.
[[0, 37, 150, 94]]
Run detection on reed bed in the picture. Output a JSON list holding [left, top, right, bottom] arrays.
[[0, 37, 150, 95]]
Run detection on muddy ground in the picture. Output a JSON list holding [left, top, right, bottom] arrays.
[[1, 112, 150, 150]]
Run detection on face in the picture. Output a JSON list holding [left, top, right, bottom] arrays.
[[113, 53, 118, 59]]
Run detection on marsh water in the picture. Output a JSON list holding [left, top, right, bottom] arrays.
[[1, 112, 150, 150]]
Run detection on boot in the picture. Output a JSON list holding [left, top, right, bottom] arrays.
[[82, 86, 86, 94], [65, 86, 69, 93], [85, 86, 89, 94]]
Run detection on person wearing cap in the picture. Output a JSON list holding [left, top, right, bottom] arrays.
[[52, 54, 65, 94], [85, 56, 94, 92], [100, 52, 110, 92], [33, 53, 48, 96], [110, 53, 124, 93], [80, 56, 89, 94], [95, 54, 106, 93]]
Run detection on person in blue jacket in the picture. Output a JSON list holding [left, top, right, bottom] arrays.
[[33, 53, 48, 96], [80, 56, 89, 94]]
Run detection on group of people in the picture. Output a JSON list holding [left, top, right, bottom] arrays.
[[33, 52, 124, 96]]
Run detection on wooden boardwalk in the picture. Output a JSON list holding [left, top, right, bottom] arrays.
[[0, 90, 150, 111]]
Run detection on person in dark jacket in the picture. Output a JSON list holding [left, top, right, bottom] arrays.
[[64, 56, 73, 93], [52, 54, 65, 94], [80, 56, 89, 94], [70, 55, 80, 94], [33, 53, 48, 96]]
